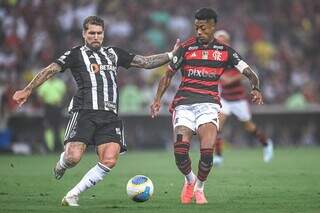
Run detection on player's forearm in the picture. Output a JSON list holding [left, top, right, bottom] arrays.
[[154, 75, 172, 102], [242, 67, 260, 90], [131, 53, 171, 69], [24, 63, 61, 92]]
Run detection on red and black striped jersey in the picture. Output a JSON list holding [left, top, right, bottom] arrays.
[[168, 36, 247, 112], [220, 68, 246, 101]]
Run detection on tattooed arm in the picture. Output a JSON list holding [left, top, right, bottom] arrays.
[[150, 69, 175, 117], [13, 63, 62, 106], [130, 53, 171, 69], [242, 67, 263, 104], [130, 39, 181, 69]]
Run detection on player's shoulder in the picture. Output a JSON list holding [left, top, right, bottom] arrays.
[[69, 45, 82, 51], [212, 40, 230, 51], [63, 45, 82, 55], [181, 36, 198, 48], [103, 46, 121, 54]]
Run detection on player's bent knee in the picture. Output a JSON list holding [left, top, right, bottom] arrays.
[[100, 157, 117, 169], [64, 153, 82, 166]]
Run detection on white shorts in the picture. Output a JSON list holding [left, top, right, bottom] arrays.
[[172, 103, 220, 132], [220, 99, 251, 122]]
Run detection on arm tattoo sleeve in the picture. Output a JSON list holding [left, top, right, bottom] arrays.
[[25, 63, 62, 92], [130, 53, 170, 69], [242, 67, 260, 90]]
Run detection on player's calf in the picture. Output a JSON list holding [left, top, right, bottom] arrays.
[[197, 148, 214, 183], [174, 135, 192, 176]]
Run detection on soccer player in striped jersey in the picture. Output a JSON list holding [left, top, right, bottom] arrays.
[[13, 16, 179, 207], [212, 30, 274, 166], [150, 8, 263, 204]]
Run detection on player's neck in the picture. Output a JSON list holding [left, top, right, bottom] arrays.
[[198, 38, 215, 47]]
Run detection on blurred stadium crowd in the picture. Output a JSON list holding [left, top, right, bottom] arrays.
[[0, 0, 319, 153], [1, 0, 320, 114]]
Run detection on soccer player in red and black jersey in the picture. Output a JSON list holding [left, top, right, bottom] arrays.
[[213, 30, 274, 166], [150, 8, 263, 204]]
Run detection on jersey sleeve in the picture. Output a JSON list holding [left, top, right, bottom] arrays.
[[168, 46, 185, 73], [112, 47, 135, 69], [54, 48, 76, 72], [226, 47, 249, 73]]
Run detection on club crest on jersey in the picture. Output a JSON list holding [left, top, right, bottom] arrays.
[[90, 63, 100, 73], [202, 50, 208, 60], [212, 50, 222, 61]]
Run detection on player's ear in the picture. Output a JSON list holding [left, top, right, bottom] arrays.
[[82, 30, 86, 39]]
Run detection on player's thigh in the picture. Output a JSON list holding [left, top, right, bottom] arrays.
[[230, 100, 252, 122]]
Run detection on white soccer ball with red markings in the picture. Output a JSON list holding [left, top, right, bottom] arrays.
[[126, 175, 154, 202]]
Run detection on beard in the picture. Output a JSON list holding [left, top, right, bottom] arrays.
[[86, 42, 102, 51]]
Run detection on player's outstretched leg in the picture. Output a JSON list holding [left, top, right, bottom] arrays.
[[62, 162, 111, 207], [244, 122, 274, 163], [213, 137, 224, 167], [263, 138, 274, 163]]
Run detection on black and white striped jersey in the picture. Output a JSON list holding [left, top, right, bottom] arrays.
[[55, 45, 135, 114]]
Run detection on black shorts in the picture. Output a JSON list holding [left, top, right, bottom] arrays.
[[64, 110, 126, 153]]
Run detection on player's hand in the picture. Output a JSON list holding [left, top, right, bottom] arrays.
[[250, 89, 263, 105], [12, 89, 31, 107], [150, 100, 161, 118], [171, 38, 181, 55]]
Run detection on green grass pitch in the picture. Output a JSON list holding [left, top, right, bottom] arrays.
[[0, 147, 319, 213]]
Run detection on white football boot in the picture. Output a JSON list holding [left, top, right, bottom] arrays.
[[263, 139, 274, 163], [61, 195, 79, 207]]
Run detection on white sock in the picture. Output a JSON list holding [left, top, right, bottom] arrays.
[[66, 162, 111, 197], [185, 171, 196, 184], [58, 152, 69, 169], [194, 178, 205, 191]]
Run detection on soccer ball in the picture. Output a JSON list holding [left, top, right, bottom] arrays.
[[126, 175, 154, 202]]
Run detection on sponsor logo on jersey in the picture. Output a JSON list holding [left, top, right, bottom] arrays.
[[105, 101, 116, 110], [190, 52, 197, 58], [188, 46, 199, 50], [90, 64, 116, 73], [213, 45, 223, 50], [58, 51, 71, 64], [233, 53, 240, 59], [187, 68, 217, 79], [115, 128, 121, 135]]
